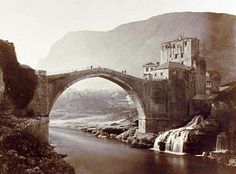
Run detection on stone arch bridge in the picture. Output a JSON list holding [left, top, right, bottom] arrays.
[[27, 67, 195, 133]]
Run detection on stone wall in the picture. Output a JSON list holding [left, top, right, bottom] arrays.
[[26, 70, 49, 117], [167, 68, 196, 126], [196, 59, 206, 94], [138, 80, 169, 132]]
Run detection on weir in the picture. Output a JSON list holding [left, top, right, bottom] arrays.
[[153, 116, 204, 154]]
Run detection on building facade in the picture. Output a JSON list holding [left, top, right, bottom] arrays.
[[143, 62, 159, 80], [160, 35, 200, 67], [143, 36, 206, 95], [206, 70, 221, 94]]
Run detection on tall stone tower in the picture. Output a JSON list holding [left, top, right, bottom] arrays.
[[160, 36, 206, 94]]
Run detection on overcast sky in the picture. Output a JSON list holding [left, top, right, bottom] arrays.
[[0, 0, 236, 68]]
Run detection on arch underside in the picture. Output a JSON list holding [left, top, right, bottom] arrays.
[[48, 72, 146, 121]]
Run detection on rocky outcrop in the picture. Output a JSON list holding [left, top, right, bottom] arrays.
[[0, 39, 37, 115], [185, 118, 220, 154], [0, 115, 75, 174], [130, 131, 157, 148], [153, 116, 220, 154], [80, 117, 157, 149]]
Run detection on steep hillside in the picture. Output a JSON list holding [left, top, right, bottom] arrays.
[[38, 12, 236, 82]]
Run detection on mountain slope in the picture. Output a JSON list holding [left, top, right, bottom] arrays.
[[38, 12, 236, 82]]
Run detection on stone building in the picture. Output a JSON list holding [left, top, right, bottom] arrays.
[[151, 61, 191, 80], [160, 35, 200, 68], [143, 62, 159, 80], [206, 70, 221, 94], [143, 36, 206, 95]]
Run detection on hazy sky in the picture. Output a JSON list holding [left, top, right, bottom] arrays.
[[0, 0, 236, 68]]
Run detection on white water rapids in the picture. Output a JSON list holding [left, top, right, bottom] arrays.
[[153, 116, 204, 154]]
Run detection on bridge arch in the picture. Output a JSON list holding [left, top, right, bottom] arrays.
[[47, 68, 146, 122]]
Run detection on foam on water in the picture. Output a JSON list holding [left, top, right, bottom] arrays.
[[153, 116, 204, 154]]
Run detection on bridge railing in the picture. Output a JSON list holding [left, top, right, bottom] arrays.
[[46, 66, 164, 81], [46, 66, 131, 76]]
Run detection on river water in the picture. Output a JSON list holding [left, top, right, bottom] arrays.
[[49, 128, 235, 174]]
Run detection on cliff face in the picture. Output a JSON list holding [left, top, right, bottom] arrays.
[[38, 12, 236, 82], [0, 40, 37, 113]]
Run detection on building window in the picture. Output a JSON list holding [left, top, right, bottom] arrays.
[[181, 53, 183, 58], [206, 81, 211, 86], [184, 41, 187, 46], [173, 44, 175, 48], [181, 61, 184, 65], [175, 54, 177, 59], [146, 67, 149, 72], [155, 73, 157, 76], [161, 72, 163, 76], [151, 68, 153, 71]]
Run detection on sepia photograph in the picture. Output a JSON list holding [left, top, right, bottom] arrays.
[[0, 0, 236, 173]]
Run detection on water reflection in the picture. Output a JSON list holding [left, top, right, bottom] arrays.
[[50, 128, 235, 174]]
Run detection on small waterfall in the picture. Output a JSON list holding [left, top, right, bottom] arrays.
[[153, 116, 204, 154], [215, 132, 228, 152]]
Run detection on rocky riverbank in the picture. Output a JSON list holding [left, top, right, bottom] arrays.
[[79, 118, 158, 149], [76, 115, 236, 172], [202, 151, 236, 168], [0, 115, 75, 174]]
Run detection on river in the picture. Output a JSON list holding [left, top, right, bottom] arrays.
[[49, 128, 234, 174]]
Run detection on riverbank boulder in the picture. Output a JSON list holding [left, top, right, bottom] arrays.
[[130, 130, 157, 148]]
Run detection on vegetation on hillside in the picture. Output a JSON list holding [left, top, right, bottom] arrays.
[[0, 40, 37, 110]]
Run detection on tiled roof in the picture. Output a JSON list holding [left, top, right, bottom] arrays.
[[143, 62, 156, 66]]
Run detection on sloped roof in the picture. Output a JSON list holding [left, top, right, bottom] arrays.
[[143, 62, 158, 67], [154, 62, 190, 70], [144, 62, 156, 66]]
